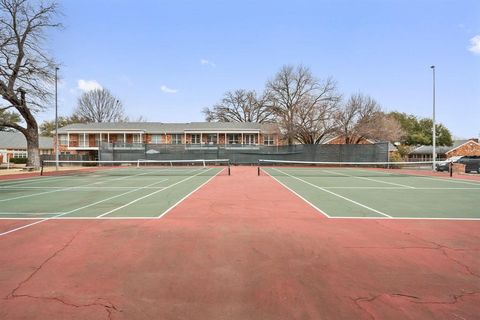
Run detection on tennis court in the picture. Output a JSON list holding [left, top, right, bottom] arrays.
[[0, 162, 479, 319], [259, 160, 480, 220], [0, 160, 230, 226]]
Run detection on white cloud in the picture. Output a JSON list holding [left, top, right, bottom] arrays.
[[200, 58, 216, 67], [160, 85, 178, 94], [468, 35, 480, 55], [77, 79, 102, 92]]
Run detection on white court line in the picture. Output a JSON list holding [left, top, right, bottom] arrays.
[[0, 212, 60, 215], [0, 178, 169, 237], [327, 216, 480, 221], [96, 168, 215, 218], [324, 169, 416, 189], [271, 168, 392, 218], [0, 170, 158, 202], [351, 168, 480, 186], [2, 216, 480, 221], [157, 168, 225, 219], [0, 175, 92, 187], [0, 186, 168, 191], [263, 169, 331, 218]]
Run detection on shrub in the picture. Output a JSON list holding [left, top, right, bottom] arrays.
[[9, 157, 28, 164]]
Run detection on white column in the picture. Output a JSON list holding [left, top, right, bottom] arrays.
[[241, 133, 244, 145], [67, 132, 70, 148]]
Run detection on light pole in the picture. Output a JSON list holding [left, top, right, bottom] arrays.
[[55, 67, 59, 171], [430, 65, 436, 171]]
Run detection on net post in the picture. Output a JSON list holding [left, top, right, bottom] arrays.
[[228, 160, 231, 176], [449, 161, 453, 177], [40, 160, 44, 176], [257, 160, 260, 176]]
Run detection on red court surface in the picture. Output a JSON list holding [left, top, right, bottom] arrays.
[[0, 167, 479, 319]]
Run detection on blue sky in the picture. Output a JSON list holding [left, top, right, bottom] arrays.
[[44, 0, 480, 138]]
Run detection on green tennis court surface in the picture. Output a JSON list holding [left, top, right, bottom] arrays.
[[262, 167, 480, 219], [0, 166, 225, 219]]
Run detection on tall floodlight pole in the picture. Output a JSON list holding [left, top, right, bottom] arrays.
[[55, 67, 59, 171], [430, 65, 436, 171]]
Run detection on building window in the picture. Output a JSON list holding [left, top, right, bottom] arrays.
[[171, 134, 182, 144], [244, 134, 257, 145], [206, 134, 217, 144], [191, 134, 201, 144], [228, 134, 240, 144], [13, 150, 27, 158], [59, 135, 68, 145], [132, 134, 142, 144], [151, 134, 163, 144], [263, 134, 275, 145], [79, 134, 87, 147]]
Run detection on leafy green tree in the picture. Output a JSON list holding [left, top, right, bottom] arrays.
[[0, 110, 21, 131], [40, 115, 86, 137], [389, 112, 453, 146]]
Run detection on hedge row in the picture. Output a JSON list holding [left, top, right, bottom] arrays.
[[9, 157, 28, 164]]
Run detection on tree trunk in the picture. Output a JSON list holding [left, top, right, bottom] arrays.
[[25, 129, 40, 169]]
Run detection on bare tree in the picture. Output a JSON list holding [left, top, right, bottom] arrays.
[[293, 97, 339, 144], [74, 88, 126, 123], [266, 65, 339, 144], [203, 89, 274, 123], [0, 0, 60, 168], [335, 93, 404, 143]]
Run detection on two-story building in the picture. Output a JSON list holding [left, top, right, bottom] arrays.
[[56, 122, 281, 158]]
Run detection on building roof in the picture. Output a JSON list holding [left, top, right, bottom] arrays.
[[409, 140, 471, 155], [0, 132, 54, 149], [57, 122, 279, 134]]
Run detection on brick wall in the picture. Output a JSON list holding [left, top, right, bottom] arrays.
[[447, 140, 480, 157]]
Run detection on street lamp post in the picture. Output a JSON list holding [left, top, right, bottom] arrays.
[[55, 67, 59, 171], [430, 65, 436, 171]]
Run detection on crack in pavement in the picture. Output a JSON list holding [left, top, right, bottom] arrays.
[[4, 228, 121, 319], [352, 292, 480, 319], [7, 294, 119, 319], [372, 220, 480, 278]]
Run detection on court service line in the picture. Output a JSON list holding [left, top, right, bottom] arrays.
[[0, 212, 61, 215], [96, 168, 215, 218], [351, 168, 480, 186], [0, 175, 92, 187], [324, 170, 416, 189], [0, 178, 169, 237], [0, 170, 157, 202], [157, 168, 226, 219], [271, 168, 392, 218], [263, 169, 331, 218]]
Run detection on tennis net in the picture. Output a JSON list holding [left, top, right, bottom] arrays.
[[41, 159, 231, 177], [257, 159, 438, 177]]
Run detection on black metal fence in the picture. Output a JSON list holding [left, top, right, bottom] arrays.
[[97, 142, 389, 164]]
